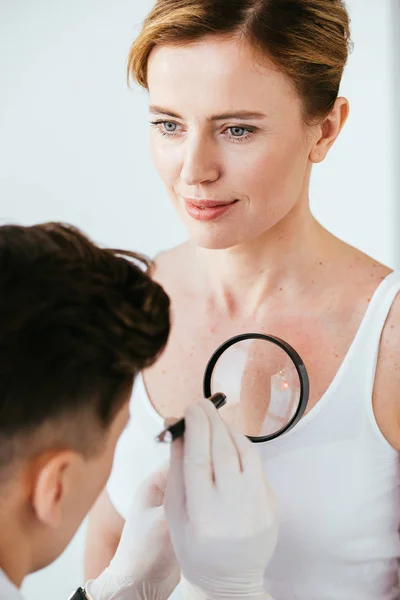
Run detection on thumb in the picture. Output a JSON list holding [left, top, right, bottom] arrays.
[[165, 435, 187, 526], [134, 466, 169, 510]]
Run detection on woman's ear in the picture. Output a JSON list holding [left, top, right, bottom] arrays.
[[31, 450, 82, 528], [309, 97, 349, 164]]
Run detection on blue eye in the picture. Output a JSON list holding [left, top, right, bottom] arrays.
[[224, 126, 256, 142], [229, 127, 247, 137], [150, 120, 180, 138], [162, 122, 177, 133]]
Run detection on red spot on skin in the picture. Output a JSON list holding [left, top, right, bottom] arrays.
[[210, 328, 214, 333]]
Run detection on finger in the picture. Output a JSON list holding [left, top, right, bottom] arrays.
[[150, 460, 170, 503], [134, 465, 169, 509], [151, 504, 167, 524], [224, 423, 277, 523], [156, 417, 181, 444], [182, 402, 213, 520], [200, 399, 242, 487], [223, 421, 258, 472], [156, 458, 170, 481], [225, 422, 275, 494], [164, 434, 187, 526]]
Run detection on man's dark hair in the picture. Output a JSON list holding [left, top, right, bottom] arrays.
[[0, 222, 170, 466]]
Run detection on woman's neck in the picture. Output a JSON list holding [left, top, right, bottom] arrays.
[[193, 208, 332, 317]]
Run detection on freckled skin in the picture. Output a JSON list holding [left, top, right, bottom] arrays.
[[141, 35, 399, 448]]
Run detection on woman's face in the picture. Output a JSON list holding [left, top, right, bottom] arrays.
[[147, 36, 315, 250]]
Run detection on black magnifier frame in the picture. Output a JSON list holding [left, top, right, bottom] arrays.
[[203, 332, 310, 443]]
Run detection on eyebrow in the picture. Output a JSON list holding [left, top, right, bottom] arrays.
[[149, 105, 267, 121]]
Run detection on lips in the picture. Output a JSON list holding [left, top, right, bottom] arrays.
[[186, 199, 235, 209], [183, 198, 238, 222]]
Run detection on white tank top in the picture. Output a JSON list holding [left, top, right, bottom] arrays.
[[107, 270, 400, 600]]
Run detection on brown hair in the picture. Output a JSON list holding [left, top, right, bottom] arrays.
[[128, 0, 352, 121], [0, 223, 170, 465]]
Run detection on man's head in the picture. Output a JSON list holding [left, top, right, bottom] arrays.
[[0, 222, 170, 580]]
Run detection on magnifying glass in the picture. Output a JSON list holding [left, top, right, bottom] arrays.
[[157, 333, 309, 444]]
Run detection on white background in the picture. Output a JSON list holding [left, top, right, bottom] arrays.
[[0, 1, 398, 598]]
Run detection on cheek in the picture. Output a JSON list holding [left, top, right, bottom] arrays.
[[150, 137, 179, 187], [233, 135, 308, 200]]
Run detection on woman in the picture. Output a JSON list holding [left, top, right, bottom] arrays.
[[85, 1, 400, 598]]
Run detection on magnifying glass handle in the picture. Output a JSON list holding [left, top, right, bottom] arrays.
[[156, 392, 226, 443]]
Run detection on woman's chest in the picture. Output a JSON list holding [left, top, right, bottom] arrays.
[[142, 304, 362, 421]]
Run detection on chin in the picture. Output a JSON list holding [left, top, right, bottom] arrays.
[[190, 228, 248, 250], [184, 213, 274, 250], [177, 203, 248, 250]]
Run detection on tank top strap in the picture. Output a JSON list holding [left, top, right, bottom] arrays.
[[346, 270, 400, 394]]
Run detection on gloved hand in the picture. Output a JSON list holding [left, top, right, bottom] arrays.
[[85, 467, 180, 600], [164, 399, 278, 600]]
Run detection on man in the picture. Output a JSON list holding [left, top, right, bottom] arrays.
[[0, 222, 277, 600]]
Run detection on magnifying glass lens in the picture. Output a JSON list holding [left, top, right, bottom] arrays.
[[209, 338, 301, 438]]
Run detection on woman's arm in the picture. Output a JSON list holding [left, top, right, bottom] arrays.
[[373, 293, 400, 452], [84, 489, 124, 581]]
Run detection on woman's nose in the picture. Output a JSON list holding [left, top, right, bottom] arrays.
[[180, 138, 220, 186]]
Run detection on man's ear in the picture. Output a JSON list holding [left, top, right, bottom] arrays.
[[31, 450, 83, 528], [309, 97, 349, 164]]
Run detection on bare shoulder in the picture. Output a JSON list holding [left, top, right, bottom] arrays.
[[335, 240, 391, 287], [150, 242, 194, 293], [322, 237, 392, 320], [337, 243, 400, 448], [372, 270, 400, 450]]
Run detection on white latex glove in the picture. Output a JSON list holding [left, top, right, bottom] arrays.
[[165, 399, 278, 600], [86, 467, 180, 600]]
